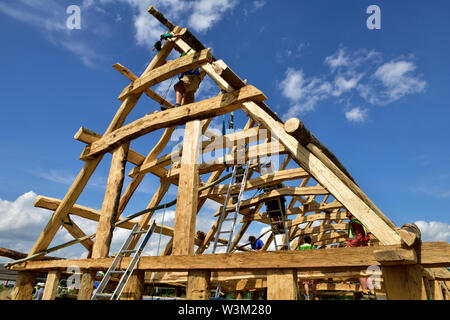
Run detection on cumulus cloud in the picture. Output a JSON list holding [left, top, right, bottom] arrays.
[[415, 221, 450, 242], [279, 46, 426, 121], [370, 60, 427, 104], [279, 68, 332, 119], [0, 191, 49, 243], [345, 107, 368, 123]]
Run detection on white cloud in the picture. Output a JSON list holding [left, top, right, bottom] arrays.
[[415, 221, 450, 242], [279, 68, 332, 119], [280, 47, 426, 120], [345, 107, 368, 123], [325, 48, 350, 70], [333, 74, 363, 97], [372, 60, 426, 104], [0, 192, 48, 243], [188, 0, 237, 32]]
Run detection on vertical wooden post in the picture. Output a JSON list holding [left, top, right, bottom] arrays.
[[11, 271, 36, 300], [267, 269, 298, 300], [186, 270, 211, 300], [236, 292, 243, 300], [92, 143, 130, 258], [120, 271, 145, 300], [381, 265, 427, 300], [173, 120, 202, 256], [42, 271, 61, 300], [77, 271, 96, 300]]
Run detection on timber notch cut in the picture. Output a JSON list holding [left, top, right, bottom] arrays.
[[4, 6, 449, 301]]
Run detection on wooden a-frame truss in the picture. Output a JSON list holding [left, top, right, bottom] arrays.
[[7, 7, 449, 300]]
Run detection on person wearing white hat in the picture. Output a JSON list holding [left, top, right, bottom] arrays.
[[34, 283, 45, 300]]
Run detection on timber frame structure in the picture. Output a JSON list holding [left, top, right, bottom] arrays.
[[6, 7, 449, 300]]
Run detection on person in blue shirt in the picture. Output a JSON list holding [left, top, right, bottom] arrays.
[[248, 236, 264, 251]]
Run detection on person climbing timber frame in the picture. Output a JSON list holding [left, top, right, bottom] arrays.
[[173, 65, 206, 107]]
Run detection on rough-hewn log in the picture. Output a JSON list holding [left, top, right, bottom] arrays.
[[284, 117, 356, 183]]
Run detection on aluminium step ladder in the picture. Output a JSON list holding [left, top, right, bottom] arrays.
[[211, 161, 250, 298], [260, 163, 291, 251], [91, 221, 157, 300], [212, 162, 250, 254]]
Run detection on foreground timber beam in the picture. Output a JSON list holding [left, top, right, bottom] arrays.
[[80, 85, 266, 161], [11, 242, 449, 272]]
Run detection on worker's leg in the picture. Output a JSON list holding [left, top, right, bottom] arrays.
[[360, 277, 368, 291], [304, 282, 310, 299], [174, 81, 185, 106]]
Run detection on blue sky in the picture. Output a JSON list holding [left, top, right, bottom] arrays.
[[0, 0, 449, 261]]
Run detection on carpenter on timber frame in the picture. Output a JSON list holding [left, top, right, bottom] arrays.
[[5, 6, 449, 301]]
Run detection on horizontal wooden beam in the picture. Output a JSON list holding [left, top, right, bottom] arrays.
[[12, 242, 447, 272], [81, 85, 266, 161], [220, 186, 329, 213], [34, 195, 174, 236], [242, 202, 343, 223], [207, 168, 309, 197], [170, 142, 287, 179], [128, 126, 262, 178], [118, 49, 212, 101], [290, 223, 349, 238]]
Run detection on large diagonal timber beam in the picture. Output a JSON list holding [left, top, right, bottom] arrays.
[[28, 39, 177, 256], [80, 85, 266, 161], [241, 101, 402, 245]]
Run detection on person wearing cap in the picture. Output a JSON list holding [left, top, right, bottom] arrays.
[[248, 236, 264, 251], [34, 283, 45, 300]]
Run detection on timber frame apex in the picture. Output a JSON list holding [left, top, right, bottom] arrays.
[[7, 6, 449, 301]]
